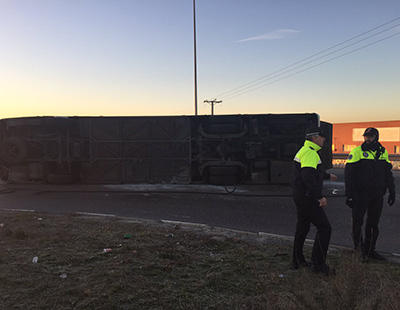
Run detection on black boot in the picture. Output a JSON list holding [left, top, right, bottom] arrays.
[[368, 250, 386, 261], [310, 263, 336, 276], [353, 234, 364, 253], [291, 259, 311, 269], [352, 225, 363, 250], [364, 227, 381, 261]]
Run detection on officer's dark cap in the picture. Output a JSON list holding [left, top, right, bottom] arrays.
[[363, 127, 379, 137], [305, 127, 326, 138]]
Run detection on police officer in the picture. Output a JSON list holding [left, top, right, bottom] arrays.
[[345, 127, 395, 261], [292, 127, 337, 274]]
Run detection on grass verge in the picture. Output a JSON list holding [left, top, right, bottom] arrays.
[[0, 210, 399, 309]]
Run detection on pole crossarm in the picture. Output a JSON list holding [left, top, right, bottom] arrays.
[[204, 99, 222, 115]]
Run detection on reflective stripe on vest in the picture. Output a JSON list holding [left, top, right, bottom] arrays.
[[347, 146, 391, 164]]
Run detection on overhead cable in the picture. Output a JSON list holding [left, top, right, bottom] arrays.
[[222, 30, 400, 101], [213, 16, 400, 100], [221, 23, 400, 100]]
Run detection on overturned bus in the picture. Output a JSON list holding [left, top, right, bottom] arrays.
[[0, 113, 332, 185]]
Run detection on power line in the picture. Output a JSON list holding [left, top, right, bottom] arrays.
[[215, 16, 400, 98], [213, 16, 400, 99], [220, 22, 400, 100], [221, 30, 400, 101]]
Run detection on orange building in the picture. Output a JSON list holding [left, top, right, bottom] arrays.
[[333, 120, 400, 155]]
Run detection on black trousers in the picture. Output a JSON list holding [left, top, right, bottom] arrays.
[[352, 192, 383, 253], [292, 196, 332, 266]]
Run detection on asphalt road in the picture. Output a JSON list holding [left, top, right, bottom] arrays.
[[1, 168, 399, 254]]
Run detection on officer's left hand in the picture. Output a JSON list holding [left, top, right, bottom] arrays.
[[388, 192, 396, 206], [330, 174, 338, 181], [345, 197, 353, 208], [318, 197, 328, 207]]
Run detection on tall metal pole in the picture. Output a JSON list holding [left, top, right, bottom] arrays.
[[193, 0, 198, 115]]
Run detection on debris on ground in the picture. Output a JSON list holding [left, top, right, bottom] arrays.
[[123, 233, 132, 239]]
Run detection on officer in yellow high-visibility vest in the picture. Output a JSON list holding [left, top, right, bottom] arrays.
[[345, 127, 395, 261], [292, 127, 337, 275]]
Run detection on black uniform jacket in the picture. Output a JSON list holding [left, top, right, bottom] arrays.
[[345, 145, 395, 197]]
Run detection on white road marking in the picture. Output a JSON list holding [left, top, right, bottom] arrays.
[[258, 231, 315, 243], [2, 208, 35, 212], [75, 212, 116, 217], [161, 219, 208, 228]]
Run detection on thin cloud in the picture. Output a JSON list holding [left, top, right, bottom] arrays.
[[237, 29, 300, 43]]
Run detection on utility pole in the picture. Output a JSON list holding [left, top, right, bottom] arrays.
[[193, 0, 198, 115], [204, 99, 222, 115]]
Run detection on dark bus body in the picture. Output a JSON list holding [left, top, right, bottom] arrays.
[[0, 113, 332, 185]]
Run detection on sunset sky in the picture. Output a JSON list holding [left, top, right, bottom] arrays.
[[1, 0, 399, 123]]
